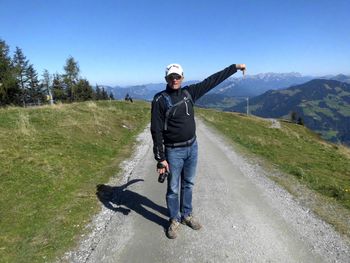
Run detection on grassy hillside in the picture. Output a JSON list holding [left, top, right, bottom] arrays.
[[197, 108, 350, 235], [0, 101, 150, 263], [2, 101, 349, 262], [229, 79, 350, 145], [196, 94, 242, 110]]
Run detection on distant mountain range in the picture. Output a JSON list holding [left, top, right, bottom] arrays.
[[209, 72, 314, 96], [102, 84, 161, 101], [330, 74, 350, 83], [228, 79, 350, 145], [196, 72, 313, 108], [101, 81, 198, 101], [102, 72, 322, 101], [100, 73, 350, 145], [196, 73, 350, 110]]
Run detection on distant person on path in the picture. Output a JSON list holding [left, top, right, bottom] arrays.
[[151, 63, 246, 239], [125, 93, 133, 103]]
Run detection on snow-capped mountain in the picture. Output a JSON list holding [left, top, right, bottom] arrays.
[[101, 72, 350, 101], [210, 72, 313, 97]]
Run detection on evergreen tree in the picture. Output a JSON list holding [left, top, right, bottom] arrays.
[[42, 69, 53, 104], [52, 73, 67, 102], [101, 87, 109, 100], [95, 85, 102, 100], [297, 117, 304, 126], [291, 111, 297, 123], [13, 47, 30, 106], [74, 79, 93, 101], [27, 64, 45, 104], [109, 92, 114, 100], [0, 39, 19, 106], [63, 56, 80, 101]]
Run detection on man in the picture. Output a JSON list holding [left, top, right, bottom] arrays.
[[151, 63, 246, 239]]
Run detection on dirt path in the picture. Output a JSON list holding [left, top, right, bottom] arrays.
[[63, 119, 350, 263]]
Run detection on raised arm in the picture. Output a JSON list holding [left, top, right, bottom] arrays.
[[187, 64, 246, 102]]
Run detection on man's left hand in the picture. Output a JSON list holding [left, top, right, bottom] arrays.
[[236, 64, 246, 75]]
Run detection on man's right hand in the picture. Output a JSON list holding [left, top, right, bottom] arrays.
[[157, 160, 169, 175]]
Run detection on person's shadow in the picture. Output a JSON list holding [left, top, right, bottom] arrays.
[[96, 179, 169, 229]]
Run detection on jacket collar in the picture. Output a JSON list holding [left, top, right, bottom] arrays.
[[166, 85, 182, 96]]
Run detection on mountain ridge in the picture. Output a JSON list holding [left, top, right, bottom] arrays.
[[228, 79, 350, 145], [101, 73, 350, 101], [102, 72, 329, 101]]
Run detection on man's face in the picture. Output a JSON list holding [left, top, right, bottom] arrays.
[[166, 73, 183, 90]]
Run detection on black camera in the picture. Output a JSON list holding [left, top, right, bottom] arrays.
[[157, 162, 170, 183], [158, 171, 169, 183]]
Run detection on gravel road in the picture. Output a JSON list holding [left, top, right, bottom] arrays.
[[63, 119, 350, 263]]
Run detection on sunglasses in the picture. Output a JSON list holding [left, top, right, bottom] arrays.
[[167, 74, 182, 81]]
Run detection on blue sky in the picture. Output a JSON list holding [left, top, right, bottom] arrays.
[[1, 0, 349, 86]]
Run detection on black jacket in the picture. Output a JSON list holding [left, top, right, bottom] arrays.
[[151, 64, 238, 161]]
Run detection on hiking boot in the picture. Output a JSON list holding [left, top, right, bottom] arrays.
[[181, 215, 202, 230], [166, 219, 180, 239]]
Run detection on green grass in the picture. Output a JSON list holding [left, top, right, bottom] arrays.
[[324, 94, 350, 117], [0, 100, 150, 263], [197, 108, 350, 209], [2, 101, 349, 261]]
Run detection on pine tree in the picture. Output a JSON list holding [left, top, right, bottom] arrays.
[[297, 117, 304, 126], [52, 73, 67, 102], [0, 39, 19, 106], [109, 92, 114, 100], [101, 87, 109, 100], [13, 47, 30, 106], [74, 79, 93, 101], [27, 64, 45, 104], [291, 111, 297, 123], [95, 85, 102, 100], [63, 56, 80, 101], [42, 69, 53, 104]]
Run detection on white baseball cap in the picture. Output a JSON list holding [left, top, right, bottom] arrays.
[[165, 63, 183, 77]]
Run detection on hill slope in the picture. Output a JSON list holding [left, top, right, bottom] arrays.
[[0, 101, 150, 263], [2, 101, 349, 262], [228, 79, 350, 145]]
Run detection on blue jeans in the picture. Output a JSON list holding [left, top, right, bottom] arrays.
[[165, 140, 198, 221]]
